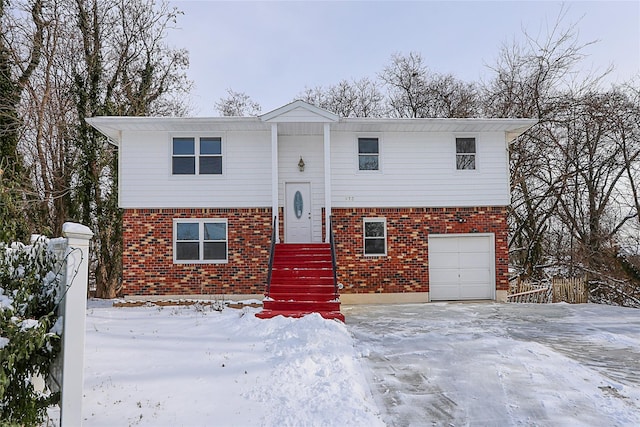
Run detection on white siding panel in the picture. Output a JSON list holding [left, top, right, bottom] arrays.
[[330, 131, 510, 208], [278, 135, 325, 242], [119, 130, 272, 208]]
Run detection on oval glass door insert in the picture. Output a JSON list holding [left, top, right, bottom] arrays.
[[294, 191, 303, 219]]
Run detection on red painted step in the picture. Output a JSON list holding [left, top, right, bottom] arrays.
[[256, 310, 345, 321], [256, 243, 343, 322]]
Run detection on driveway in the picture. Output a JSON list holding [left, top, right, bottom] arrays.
[[345, 302, 640, 426]]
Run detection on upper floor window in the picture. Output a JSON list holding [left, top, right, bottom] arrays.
[[174, 219, 228, 263], [456, 137, 476, 170], [363, 218, 387, 256], [358, 137, 379, 171], [172, 137, 222, 175]]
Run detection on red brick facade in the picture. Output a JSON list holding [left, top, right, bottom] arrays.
[[121, 206, 507, 297], [329, 207, 509, 294], [122, 208, 273, 296]]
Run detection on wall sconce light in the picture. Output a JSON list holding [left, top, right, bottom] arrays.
[[455, 215, 466, 223], [298, 156, 305, 172]]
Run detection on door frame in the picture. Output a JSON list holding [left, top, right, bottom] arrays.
[[284, 181, 313, 243]]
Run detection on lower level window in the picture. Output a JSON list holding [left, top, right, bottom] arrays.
[[364, 218, 387, 256], [174, 219, 228, 263]]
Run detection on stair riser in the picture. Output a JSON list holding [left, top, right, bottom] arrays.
[[268, 294, 336, 302], [271, 270, 333, 284], [263, 301, 341, 311], [255, 311, 345, 322], [268, 285, 335, 292], [273, 258, 332, 264]]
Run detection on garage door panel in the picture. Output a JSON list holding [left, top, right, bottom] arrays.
[[429, 268, 460, 284], [429, 253, 459, 268], [430, 285, 460, 300], [428, 234, 495, 301], [460, 284, 493, 299], [460, 268, 491, 283], [460, 237, 491, 252], [458, 253, 491, 268], [430, 238, 459, 253]]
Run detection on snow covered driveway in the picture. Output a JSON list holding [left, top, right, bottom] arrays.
[[345, 303, 640, 426]]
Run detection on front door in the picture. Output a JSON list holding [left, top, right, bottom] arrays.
[[285, 182, 312, 243]]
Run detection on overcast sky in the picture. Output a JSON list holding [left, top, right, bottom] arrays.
[[167, 1, 640, 116]]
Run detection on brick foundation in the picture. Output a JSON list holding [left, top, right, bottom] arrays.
[[121, 206, 507, 297]]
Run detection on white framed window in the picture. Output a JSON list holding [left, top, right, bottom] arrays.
[[173, 219, 228, 263], [455, 137, 476, 170], [363, 218, 387, 256], [358, 137, 380, 171], [172, 136, 222, 175]]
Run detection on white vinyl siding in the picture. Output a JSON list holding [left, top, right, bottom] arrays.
[[116, 128, 511, 210], [331, 131, 510, 208], [118, 130, 271, 208]]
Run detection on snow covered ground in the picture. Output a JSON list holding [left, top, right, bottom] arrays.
[[347, 302, 640, 426], [50, 301, 639, 426], [76, 300, 382, 427]]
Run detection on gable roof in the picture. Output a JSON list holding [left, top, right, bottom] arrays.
[[259, 100, 339, 123]]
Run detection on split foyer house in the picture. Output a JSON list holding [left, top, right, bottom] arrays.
[[88, 100, 535, 312]]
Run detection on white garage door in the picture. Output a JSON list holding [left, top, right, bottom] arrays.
[[428, 234, 495, 301]]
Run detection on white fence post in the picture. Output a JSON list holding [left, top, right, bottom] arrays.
[[59, 222, 93, 427]]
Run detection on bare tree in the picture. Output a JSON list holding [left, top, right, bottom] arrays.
[[215, 89, 261, 116], [380, 52, 429, 118], [296, 77, 384, 118], [482, 10, 608, 279], [553, 89, 640, 269], [68, 0, 191, 298], [0, 0, 46, 241], [380, 52, 479, 118]]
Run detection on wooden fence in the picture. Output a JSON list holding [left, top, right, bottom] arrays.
[[508, 277, 588, 304]]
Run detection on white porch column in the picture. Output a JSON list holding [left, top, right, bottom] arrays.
[[323, 123, 332, 243], [271, 123, 280, 243]]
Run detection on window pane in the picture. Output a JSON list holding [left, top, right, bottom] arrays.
[[176, 242, 199, 260], [456, 154, 476, 170], [173, 138, 195, 155], [359, 155, 379, 171], [204, 222, 226, 240], [456, 138, 476, 154], [365, 221, 385, 237], [365, 239, 385, 255], [173, 157, 195, 174], [204, 242, 227, 260], [177, 223, 199, 240], [200, 156, 222, 174], [358, 138, 379, 154], [200, 138, 222, 155]]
